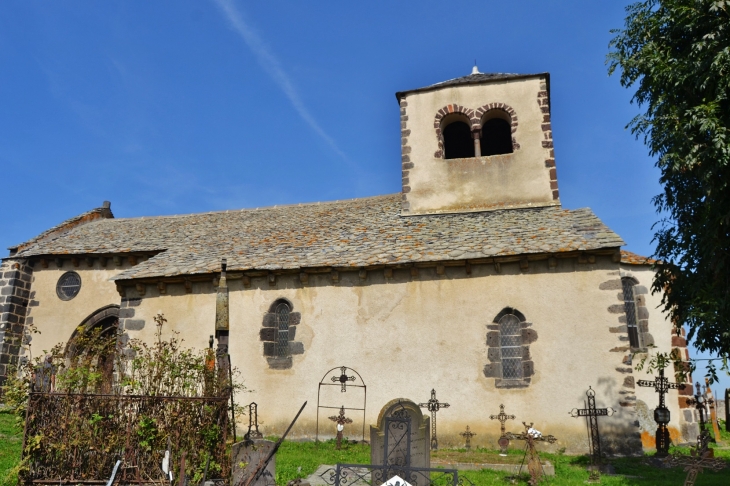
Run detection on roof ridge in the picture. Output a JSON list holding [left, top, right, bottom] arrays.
[[108, 193, 400, 222], [396, 72, 548, 100]]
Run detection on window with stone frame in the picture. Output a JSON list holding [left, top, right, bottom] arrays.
[[479, 111, 514, 156], [621, 277, 644, 349], [483, 308, 537, 388], [259, 298, 304, 370], [441, 113, 475, 159]]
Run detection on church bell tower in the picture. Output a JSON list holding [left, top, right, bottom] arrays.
[[395, 68, 559, 215]]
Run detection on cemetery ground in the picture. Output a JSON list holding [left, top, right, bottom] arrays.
[[1, 414, 729, 486]]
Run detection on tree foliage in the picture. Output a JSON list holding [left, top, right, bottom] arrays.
[[608, 0, 730, 376]]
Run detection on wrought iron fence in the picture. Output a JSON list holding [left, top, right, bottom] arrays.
[[22, 392, 230, 484], [319, 464, 474, 486]]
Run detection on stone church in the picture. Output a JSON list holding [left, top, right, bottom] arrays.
[[0, 69, 698, 453]]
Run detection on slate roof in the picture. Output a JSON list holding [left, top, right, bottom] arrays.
[[620, 250, 657, 266], [396, 72, 548, 100], [10, 194, 625, 281], [9, 206, 113, 254]]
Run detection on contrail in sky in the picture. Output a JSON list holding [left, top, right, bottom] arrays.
[[212, 0, 355, 167]]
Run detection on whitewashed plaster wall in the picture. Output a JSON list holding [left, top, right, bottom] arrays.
[[115, 256, 677, 454]]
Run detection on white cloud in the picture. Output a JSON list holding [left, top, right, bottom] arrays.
[[212, 0, 358, 171]]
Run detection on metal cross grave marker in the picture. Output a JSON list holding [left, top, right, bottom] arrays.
[[331, 366, 356, 393], [637, 367, 681, 457], [490, 404, 516, 455], [505, 422, 557, 486], [460, 426, 476, 451], [569, 386, 615, 481], [685, 381, 713, 440], [665, 431, 727, 486], [243, 402, 264, 442], [328, 405, 353, 450], [419, 389, 450, 451]]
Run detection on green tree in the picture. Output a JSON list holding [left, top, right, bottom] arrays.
[[608, 0, 730, 380]]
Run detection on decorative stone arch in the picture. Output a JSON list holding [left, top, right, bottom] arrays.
[[475, 103, 520, 152], [73, 305, 120, 337], [65, 304, 120, 393], [483, 307, 537, 388], [433, 104, 477, 158], [260, 298, 304, 370]]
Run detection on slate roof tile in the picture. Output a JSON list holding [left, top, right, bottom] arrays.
[[11, 194, 625, 281], [620, 250, 656, 265], [396, 72, 547, 100]]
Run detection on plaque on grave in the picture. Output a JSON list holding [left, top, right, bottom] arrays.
[[370, 399, 430, 470], [231, 439, 276, 486], [379, 475, 413, 486]]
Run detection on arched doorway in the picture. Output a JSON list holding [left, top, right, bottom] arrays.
[[66, 305, 120, 393]]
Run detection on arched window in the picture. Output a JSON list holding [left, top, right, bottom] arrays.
[[65, 305, 120, 393], [480, 113, 513, 156], [498, 313, 523, 380], [621, 278, 642, 348], [260, 299, 304, 369], [484, 307, 537, 388], [274, 301, 291, 357], [442, 114, 475, 159]]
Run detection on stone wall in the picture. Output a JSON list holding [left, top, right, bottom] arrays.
[[400, 75, 558, 215], [0, 258, 32, 388]]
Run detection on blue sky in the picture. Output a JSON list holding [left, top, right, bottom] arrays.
[[1, 1, 727, 391]]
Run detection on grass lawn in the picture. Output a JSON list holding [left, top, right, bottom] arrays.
[[0, 411, 23, 486], [2, 421, 729, 485], [275, 439, 730, 486]]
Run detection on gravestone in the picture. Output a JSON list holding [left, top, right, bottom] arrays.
[[231, 439, 276, 486], [370, 398, 430, 470]]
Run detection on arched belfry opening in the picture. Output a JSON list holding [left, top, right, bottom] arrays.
[[480, 113, 513, 156], [441, 114, 475, 159], [66, 305, 120, 393]]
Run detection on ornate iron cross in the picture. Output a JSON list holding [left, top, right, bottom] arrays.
[[460, 425, 476, 451], [328, 405, 353, 450], [505, 422, 557, 486], [331, 366, 356, 392], [637, 367, 681, 457], [419, 389, 450, 451], [685, 381, 713, 438], [569, 386, 614, 480], [490, 403, 516, 455], [243, 402, 263, 442], [664, 432, 727, 486]]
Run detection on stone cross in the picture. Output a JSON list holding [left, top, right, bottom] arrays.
[[418, 389, 450, 450], [328, 406, 353, 450], [489, 404, 516, 455], [569, 386, 614, 481], [505, 422, 557, 486], [637, 367, 681, 457], [331, 366, 356, 392], [244, 402, 263, 442], [459, 426, 476, 451]]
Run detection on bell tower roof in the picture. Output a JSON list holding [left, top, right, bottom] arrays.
[[396, 71, 549, 102]]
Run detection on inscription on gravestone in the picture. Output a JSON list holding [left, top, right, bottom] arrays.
[[370, 398, 430, 470]]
